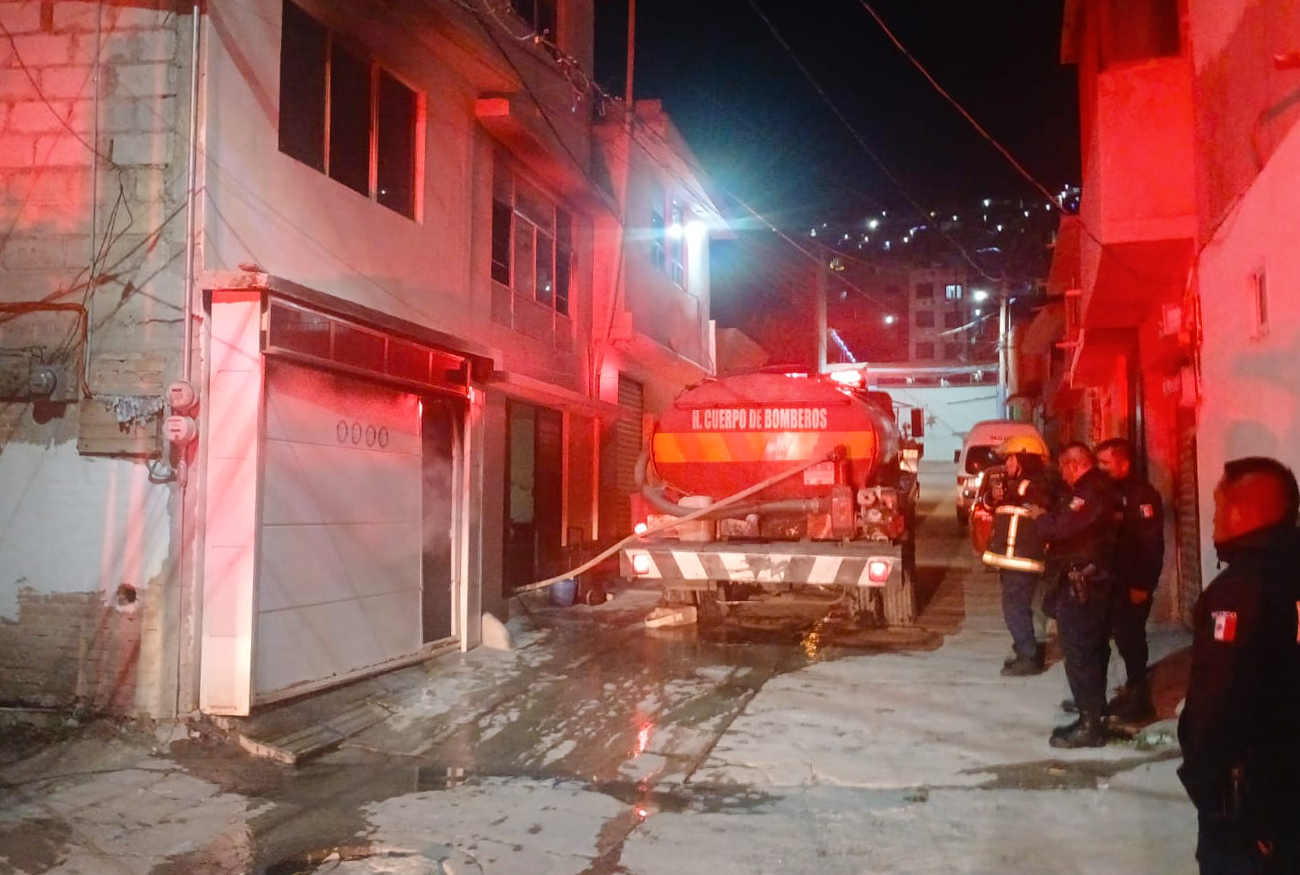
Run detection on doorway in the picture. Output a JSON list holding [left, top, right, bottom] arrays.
[[503, 401, 563, 594], [421, 395, 462, 643]]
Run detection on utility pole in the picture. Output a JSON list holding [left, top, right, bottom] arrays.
[[625, 0, 636, 107], [816, 244, 828, 374], [996, 286, 1009, 417]]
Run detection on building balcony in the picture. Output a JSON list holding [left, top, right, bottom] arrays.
[[1078, 56, 1195, 325], [1069, 56, 1195, 384]]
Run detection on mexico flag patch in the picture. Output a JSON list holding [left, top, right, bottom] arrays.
[[1212, 611, 1238, 643]]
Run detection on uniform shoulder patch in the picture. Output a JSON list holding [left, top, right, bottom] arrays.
[[1140, 503, 1155, 519], [1212, 610, 1238, 643], [1069, 496, 1086, 511]]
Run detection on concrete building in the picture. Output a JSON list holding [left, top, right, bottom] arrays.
[[906, 264, 991, 366], [1046, 0, 1300, 625], [0, 0, 722, 718]]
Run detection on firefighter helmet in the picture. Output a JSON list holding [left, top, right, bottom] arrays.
[[997, 434, 1049, 458]]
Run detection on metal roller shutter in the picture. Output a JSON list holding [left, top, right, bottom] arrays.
[[614, 376, 645, 537], [1174, 410, 1201, 626]]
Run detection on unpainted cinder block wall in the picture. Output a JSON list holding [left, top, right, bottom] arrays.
[[0, 0, 188, 715]]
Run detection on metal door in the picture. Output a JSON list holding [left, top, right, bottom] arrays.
[[256, 361, 423, 698]]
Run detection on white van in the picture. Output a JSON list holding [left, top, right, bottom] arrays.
[[954, 420, 1046, 527]]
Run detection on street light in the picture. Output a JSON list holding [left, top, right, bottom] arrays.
[[972, 289, 990, 302], [884, 314, 896, 325]]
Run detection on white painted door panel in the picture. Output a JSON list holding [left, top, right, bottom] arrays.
[[256, 362, 422, 698]]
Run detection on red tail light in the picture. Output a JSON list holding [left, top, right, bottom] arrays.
[[632, 553, 652, 575], [867, 559, 892, 584]]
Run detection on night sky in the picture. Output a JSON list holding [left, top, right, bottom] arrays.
[[595, 1, 1080, 229]]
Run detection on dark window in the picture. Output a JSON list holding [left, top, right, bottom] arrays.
[[328, 41, 371, 196], [388, 340, 431, 384], [377, 71, 417, 216], [915, 342, 935, 360], [944, 310, 964, 329], [492, 160, 574, 319], [334, 322, 386, 373], [277, 1, 326, 171], [915, 310, 935, 328], [555, 209, 571, 316], [966, 445, 1001, 475], [1103, 0, 1180, 66], [268, 302, 331, 359], [943, 342, 963, 360], [277, 1, 419, 218], [535, 230, 555, 307], [491, 200, 513, 285], [915, 282, 934, 299], [649, 193, 666, 270]]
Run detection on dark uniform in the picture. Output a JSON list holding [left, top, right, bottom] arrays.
[[1179, 523, 1300, 874], [1036, 466, 1120, 734], [994, 458, 1058, 673], [1111, 474, 1165, 694]]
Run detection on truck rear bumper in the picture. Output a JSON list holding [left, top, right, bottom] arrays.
[[621, 542, 902, 588]]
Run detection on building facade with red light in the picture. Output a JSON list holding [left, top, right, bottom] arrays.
[[0, 0, 723, 717], [1045, 0, 1300, 624]]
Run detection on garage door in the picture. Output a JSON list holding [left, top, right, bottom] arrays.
[[255, 360, 423, 699]]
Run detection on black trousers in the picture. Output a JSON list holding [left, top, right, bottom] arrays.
[[1057, 569, 1113, 715], [1110, 579, 1156, 686], [1197, 812, 1300, 875]]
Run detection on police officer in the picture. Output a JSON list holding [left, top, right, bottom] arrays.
[[1097, 437, 1165, 723], [994, 437, 1056, 676], [1035, 442, 1120, 748], [1179, 457, 1300, 874]]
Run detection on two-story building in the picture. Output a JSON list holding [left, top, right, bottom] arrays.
[[0, 0, 724, 719]]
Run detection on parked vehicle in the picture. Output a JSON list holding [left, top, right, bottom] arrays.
[[620, 372, 920, 626], [954, 420, 1047, 528]]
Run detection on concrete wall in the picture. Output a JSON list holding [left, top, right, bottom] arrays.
[[872, 384, 1000, 464], [1190, 0, 1300, 588], [0, 0, 189, 714], [1191, 117, 1300, 588], [1, 0, 615, 713]]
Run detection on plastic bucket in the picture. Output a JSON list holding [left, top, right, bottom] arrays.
[[550, 578, 578, 607]]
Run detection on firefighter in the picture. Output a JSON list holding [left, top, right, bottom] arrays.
[[994, 435, 1055, 677], [1179, 457, 1300, 874], [1035, 442, 1120, 748], [1096, 437, 1165, 723]]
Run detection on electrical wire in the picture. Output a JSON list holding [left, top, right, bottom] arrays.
[[744, 0, 1000, 283], [849, 0, 1189, 290]]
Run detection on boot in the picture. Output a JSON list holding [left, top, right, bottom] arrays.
[[1001, 656, 1046, 677], [1049, 711, 1108, 748], [1005, 644, 1045, 670], [1111, 681, 1155, 724], [1060, 698, 1078, 714]]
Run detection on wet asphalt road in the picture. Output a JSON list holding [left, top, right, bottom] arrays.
[[0, 465, 1196, 874]]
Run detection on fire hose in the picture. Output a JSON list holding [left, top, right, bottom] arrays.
[[512, 446, 847, 595]]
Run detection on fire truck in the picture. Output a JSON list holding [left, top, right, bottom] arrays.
[[620, 371, 921, 626]]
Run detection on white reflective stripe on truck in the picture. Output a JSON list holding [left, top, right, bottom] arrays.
[[623, 548, 895, 587]]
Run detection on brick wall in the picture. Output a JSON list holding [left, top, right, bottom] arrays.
[[0, 0, 187, 715], [0, 583, 146, 710]]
